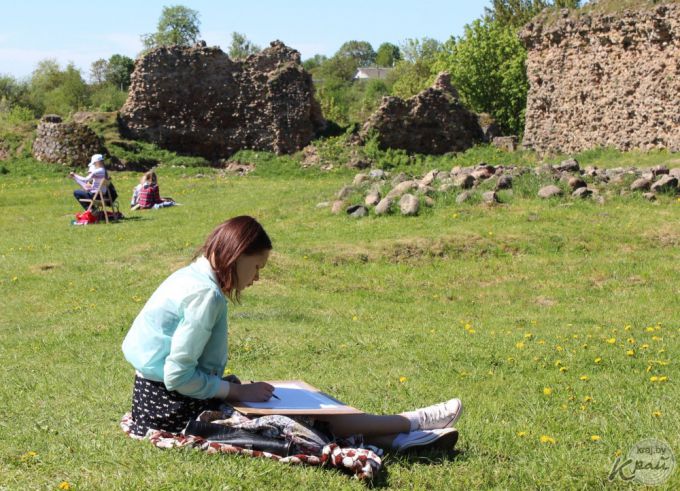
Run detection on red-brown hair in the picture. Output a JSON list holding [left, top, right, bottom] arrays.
[[197, 216, 272, 302]]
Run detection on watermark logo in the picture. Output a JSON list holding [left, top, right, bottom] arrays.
[[609, 438, 675, 486]]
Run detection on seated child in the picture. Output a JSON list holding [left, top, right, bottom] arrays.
[[131, 171, 175, 210]]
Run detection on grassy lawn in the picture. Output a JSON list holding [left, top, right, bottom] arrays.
[[0, 147, 678, 489]]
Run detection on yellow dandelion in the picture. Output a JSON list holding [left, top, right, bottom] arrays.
[[606, 338, 616, 344], [626, 349, 635, 357], [554, 360, 562, 366], [543, 387, 553, 396], [650, 376, 659, 382], [641, 343, 650, 350], [452, 213, 459, 219], [538, 339, 545, 345], [303, 255, 308, 260], [594, 357, 602, 364], [580, 375, 590, 381], [399, 376, 407, 383], [645, 327, 655, 332], [651, 336, 662, 341], [582, 343, 588, 349], [615, 449, 622, 457], [539, 435, 556, 444], [467, 328, 476, 334], [515, 341, 525, 349], [580, 405, 587, 411], [658, 376, 668, 382], [652, 410, 662, 417], [524, 332, 533, 339], [590, 435, 601, 442], [624, 325, 632, 331], [507, 357, 515, 363], [559, 366, 568, 373], [517, 431, 527, 437], [584, 396, 593, 403], [555, 345, 564, 352], [627, 337, 635, 344], [352, 315, 358, 321], [58, 482, 71, 490]]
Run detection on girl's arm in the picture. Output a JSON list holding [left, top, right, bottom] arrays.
[[164, 288, 226, 399]]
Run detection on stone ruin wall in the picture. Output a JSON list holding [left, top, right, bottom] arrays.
[[119, 41, 325, 160], [32, 115, 106, 167], [520, 4, 680, 154]]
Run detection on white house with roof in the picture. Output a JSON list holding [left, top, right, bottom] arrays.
[[353, 67, 393, 80]]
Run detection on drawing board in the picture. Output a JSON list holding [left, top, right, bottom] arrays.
[[230, 380, 363, 416]]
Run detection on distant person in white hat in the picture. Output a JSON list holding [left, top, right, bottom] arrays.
[[69, 154, 117, 209]]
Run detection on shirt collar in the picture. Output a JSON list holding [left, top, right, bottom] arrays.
[[194, 256, 219, 287]]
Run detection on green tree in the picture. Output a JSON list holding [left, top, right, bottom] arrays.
[[385, 38, 442, 99], [433, 19, 528, 135], [335, 40, 376, 67], [227, 32, 261, 60], [27, 60, 89, 115], [141, 5, 201, 49], [105, 54, 135, 90], [399, 37, 442, 64], [90, 59, 108, 85], [375, 42, 401, 67], [302, 54, 328, 71]]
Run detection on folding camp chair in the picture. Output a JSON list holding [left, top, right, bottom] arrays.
[[78, 178, 119, 224]]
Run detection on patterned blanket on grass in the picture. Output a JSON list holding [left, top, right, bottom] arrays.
[[120, 408, 383, 480]]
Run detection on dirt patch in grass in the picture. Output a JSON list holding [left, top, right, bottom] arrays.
[[644, 227, 680, 248]]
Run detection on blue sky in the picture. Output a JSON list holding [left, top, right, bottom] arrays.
[[0, 0, 490, 81]]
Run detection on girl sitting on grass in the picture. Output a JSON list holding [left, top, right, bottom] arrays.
[[130, 171, 175, 210], [121, 216, 463, 452]]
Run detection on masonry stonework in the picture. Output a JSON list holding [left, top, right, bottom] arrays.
[[118, 41, 325, 160], [520, 4, 680, 154]]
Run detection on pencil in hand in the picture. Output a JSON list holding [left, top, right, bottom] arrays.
[[250, 380, 281, 400]]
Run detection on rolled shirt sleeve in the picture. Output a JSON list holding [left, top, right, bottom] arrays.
[[163, 287, 225, 399]]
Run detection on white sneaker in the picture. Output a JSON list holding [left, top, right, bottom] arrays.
[[411, 398, 463, 430], [393, 428, 459, 453]]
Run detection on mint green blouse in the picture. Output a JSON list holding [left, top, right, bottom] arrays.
[[122, 256, 228, 399]]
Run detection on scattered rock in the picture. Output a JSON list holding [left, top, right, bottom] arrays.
[[495, 175, 513, 190], [365, 190, 381, 206], [538, 185, 563, 198], [353, 173, 369, 186], [331, 200, 345, 214], [453, 174, 476, 189], [650, 175, 679, 193], [556, 158, 580, 172], [669, 168, 680, 179], [337, 185, 354, 200], [572, 187, 593, 199], [456, 191, 473, 204], [651, 165, 669, 176], [346, 205, 368, 218], [630, 178, 651, 191], [374, 197, 393, 215], [346, 157, 371, 170], [568, 176, 587, 190], [399, 194, 420, 216], [492, 135, 519, 152], [387, 180, 417, 199], [420, 169, 439, 186], [369, 169, 386, 179], [642, 192, 656, 201], [423, 196, 436, 207], [482, 191, 499, 204]]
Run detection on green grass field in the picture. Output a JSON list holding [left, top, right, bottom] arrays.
[[1, 146, 678, 490]]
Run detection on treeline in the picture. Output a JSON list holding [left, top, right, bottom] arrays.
[[0, 1, 580, 136]]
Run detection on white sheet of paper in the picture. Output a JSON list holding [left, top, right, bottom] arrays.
[[244, 382, 343, 410]]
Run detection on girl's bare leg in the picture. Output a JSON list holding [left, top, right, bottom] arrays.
[[316, 413, 410, 438]]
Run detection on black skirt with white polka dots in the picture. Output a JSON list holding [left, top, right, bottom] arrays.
[[128, 375, 220, 437]]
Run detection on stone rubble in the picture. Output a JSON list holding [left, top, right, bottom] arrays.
[[327, 158, 680, 217]]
